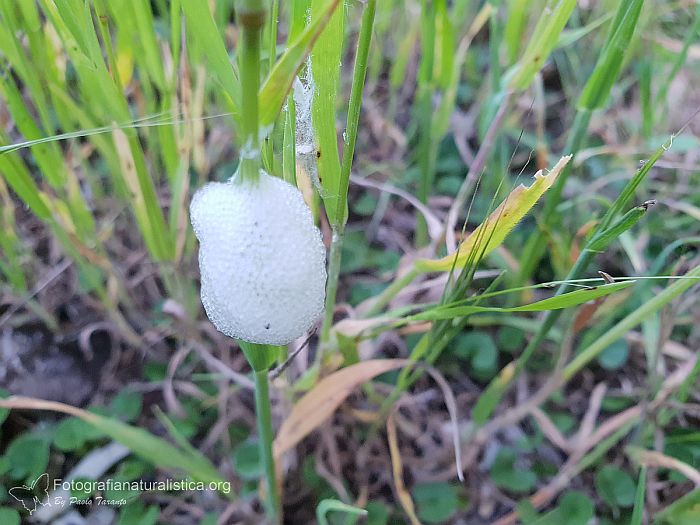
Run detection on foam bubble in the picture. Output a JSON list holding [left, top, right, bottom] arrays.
[[190, 170, 327, 345]]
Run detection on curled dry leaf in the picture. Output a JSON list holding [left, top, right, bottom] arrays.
[[332, 316, 394, 338], [387, 412, 423, 525], [273, 359, 409, 459]]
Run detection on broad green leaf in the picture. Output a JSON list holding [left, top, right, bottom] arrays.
[[54, 417, 104, 451], [595, 465, 637, 508], [0, 389, 10, 425], [490, 448, 536, 493], [365, 501, 391, 525], [412, 482, 459, 524], [110, 390, 143, 423], [597, 339, 629, 370], [416, 156, 571, 272], [117, 502, 160, 525], [0, 396, 228, 493], [6, 435, 49, 482], [233, 440, 263, 480], [453, 332, 499, 380], [525, 491, 594, 525], [258, 0, 341, 135]]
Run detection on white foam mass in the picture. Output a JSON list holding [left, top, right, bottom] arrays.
[[190, 170, 327, 345]]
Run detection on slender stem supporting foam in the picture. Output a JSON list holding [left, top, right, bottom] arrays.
[[236, 3, 280, 523], [254, 368, 281, 523], [237, 0, 265, 184]]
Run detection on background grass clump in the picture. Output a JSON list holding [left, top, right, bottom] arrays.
[[0, 0, 699, 524]]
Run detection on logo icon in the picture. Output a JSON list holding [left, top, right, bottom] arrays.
[[9, 473, 50, 515]]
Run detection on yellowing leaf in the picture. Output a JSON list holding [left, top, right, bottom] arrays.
[[116, 44, 134, 88], [416, 155, 572, 272], [274, 359, 408, 459]]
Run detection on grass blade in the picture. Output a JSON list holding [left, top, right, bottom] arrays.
[[564, 262, 700, 380], [259, 0, 341, 136], [417, 156, 571, 272], [631, 466, 647, 525], [406, 281, 634, 323], [181, 0, 240, 119], [310, 0, 344, 225], [509, 0, 577, 90], [577, 0, 645, 110], [0, 396, 229, 491]]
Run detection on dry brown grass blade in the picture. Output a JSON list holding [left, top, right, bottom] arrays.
[[387, 412, 422, 525], [0, 396, 86, 418], [416, 363, 464, 481], [492, 354, 699, 525], [530, 407, 571, 453], [627, 448, 700, 486], [273, 359, 408, 459], [332, 316, 394, 338]]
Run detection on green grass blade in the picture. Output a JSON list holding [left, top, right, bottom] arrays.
[[310, 0, 344, 225], [656, 3, 700, 108], [577, 0, 644, 110], [414, 0, 437, 245], [258, 0, 341, 137], [126, 0, 166, 90], [407, 281, 634, 322], [0, 397, 229, 492], [504, 0, 533, 65], [181, 0, 240, 120], [631, 466, 647, 525], [509, 0, 577, 90], [564, 262, 700, 380]]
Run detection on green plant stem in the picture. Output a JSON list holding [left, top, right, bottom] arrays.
[[235, 3, 277, 520], [254, 368, 281, 524], [564, 261, 700, 380], [334, 0, 375, 226], [237, 0, 265, 183], [320, 227, 344, 343], [415, 0, 436, 247], [261, 0, 278, 167], [319, 0, 376, 349]]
